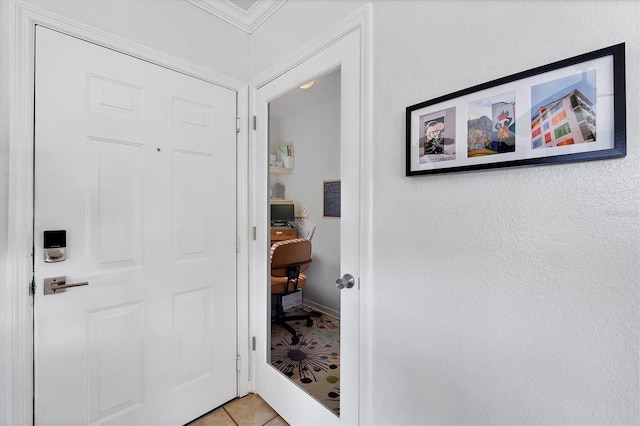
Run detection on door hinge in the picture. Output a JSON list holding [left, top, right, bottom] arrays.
[[252, 336, 256, 351], [252, 115, 256, 130], [29, 277, 36, 296], [252, 226, 256, 240], [236, 116, 241, 134], [236, 235, 240, 253], [236, 354, 241, 372]]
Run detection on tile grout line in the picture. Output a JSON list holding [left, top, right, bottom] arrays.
[[261, 413, 279, 426], [222, 407, 240, 426]]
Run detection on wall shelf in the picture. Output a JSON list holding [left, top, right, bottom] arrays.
[[270, 199, 293, 204], [270, 166, 293, 175]]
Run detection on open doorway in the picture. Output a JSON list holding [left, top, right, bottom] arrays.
[[268, 69, 341, 415], [252, 23, 364, 425]]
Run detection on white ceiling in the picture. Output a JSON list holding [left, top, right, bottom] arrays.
[[269, 68, 341, 119], [186, 0, 287, 33]]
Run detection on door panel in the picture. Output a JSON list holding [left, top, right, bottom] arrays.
[[87, 138, 144, 271], [87, 302, 144, 423], [34, 26, 237, 425]]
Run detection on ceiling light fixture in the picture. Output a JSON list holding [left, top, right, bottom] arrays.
[[299, 81, 315, 89]]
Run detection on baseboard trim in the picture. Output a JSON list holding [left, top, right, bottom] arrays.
[[302, 300, 339, 320]]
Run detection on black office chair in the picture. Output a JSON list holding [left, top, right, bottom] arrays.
[[270, 238, 313, 344]]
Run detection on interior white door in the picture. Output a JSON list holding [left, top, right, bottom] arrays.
[[252, 30, 361, 425], [34, 26, 238, 425]]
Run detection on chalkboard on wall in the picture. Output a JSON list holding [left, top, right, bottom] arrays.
[[323, 179, 341, 218]]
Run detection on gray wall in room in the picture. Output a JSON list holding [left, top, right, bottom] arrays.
[[269, 70, 341, 314]]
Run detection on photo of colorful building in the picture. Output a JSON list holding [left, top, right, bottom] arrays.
[[530, 71, 596, 149]]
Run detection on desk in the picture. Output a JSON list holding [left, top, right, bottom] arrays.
[[270, 227, 297, 242]]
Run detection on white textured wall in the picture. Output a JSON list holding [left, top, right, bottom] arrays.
[[371, 1, 639, 424], [253, 0, 639, 423]]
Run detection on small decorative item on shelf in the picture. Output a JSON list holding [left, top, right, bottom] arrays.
[[272, 182, 285, 199], [277, 144, 294, 169]]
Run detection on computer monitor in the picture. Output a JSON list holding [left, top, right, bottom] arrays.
[[270, 204, 295, 226]]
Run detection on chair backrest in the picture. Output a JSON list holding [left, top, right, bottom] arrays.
[[270, 238, 312, 278]]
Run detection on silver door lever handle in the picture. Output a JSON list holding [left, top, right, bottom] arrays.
[[44, 276, 89, 295]]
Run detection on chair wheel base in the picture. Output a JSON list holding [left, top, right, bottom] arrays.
[[306, 319, 313, 327]]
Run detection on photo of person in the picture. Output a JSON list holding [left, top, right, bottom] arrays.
[[419, 107, 455, 163], [424, 120, 445, 154], [467, 92, 516, 157]]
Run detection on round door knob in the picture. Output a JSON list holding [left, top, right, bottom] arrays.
[[336, 273, 355, 290]]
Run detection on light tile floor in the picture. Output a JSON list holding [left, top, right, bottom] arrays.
[[187, 393, 288, 426]]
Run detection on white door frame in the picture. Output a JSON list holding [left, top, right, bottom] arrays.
[[1, 3, 250, 425], [248, 5, 373, 424]]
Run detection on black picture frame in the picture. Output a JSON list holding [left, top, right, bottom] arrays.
[[406, 43, 626, 176]]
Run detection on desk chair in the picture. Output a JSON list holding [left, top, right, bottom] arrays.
[[270, 238, 313, 344]]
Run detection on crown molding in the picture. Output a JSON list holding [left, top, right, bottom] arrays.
[[187, 0, 286, 34]]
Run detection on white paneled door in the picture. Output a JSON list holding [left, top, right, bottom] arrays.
[[34, 26, 238, 425]]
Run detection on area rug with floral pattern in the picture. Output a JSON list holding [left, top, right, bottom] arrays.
[[270, 306, 340, 415]]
